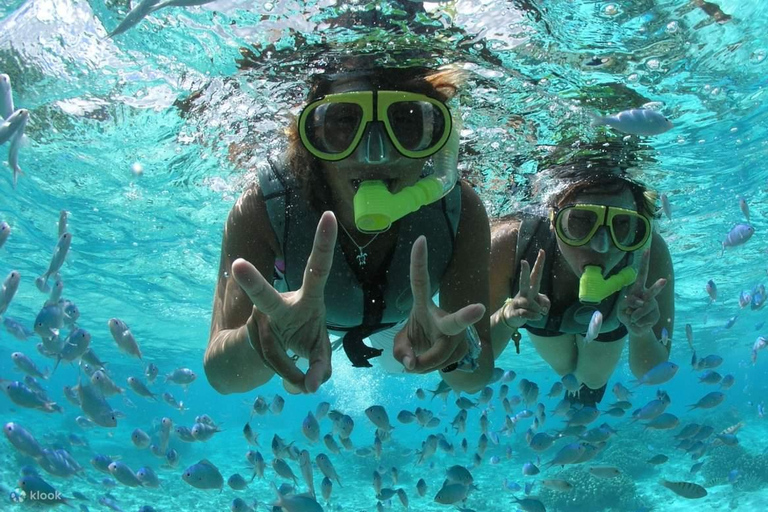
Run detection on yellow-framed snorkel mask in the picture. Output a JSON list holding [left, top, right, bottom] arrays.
[[550, 203, 653, 304], [298, 90, 459, 233]]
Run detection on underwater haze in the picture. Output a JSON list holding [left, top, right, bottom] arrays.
[[2, 0, 768, 511]]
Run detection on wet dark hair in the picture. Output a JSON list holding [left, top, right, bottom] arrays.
[[284, 65, 466, 212], [545, 163, 659, 219], [492, 141, 659, 227]]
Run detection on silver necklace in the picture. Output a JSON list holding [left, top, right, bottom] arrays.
[[338, 221, 380, 267]]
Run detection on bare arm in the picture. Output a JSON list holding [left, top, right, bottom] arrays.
[[488, 219, 521, 359], [205, 184, 280, 394], [438, 183, 493, 393], [628, 231, 675, 378]]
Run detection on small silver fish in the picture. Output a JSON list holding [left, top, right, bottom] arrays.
[[0, 221, 10, 249], [661, 193, 672, 220], [632, 361, 679, 386], [108, 461, 143, 487], [0, 74, 14, 119], [589, 466, 622, 479], [11, 352, 48, 379], [35, 232, 72, 293], [182, 459, 224, 491], [302, 411, 320, 443], [591, 107, 673, 136], [127, 376, 157, 400], [7, 107, 28, 187], [131, 428, 151, 449], [0, 270, 21, 316], [3, 422, 44, 458], [584, 310, 603, 344], [740, 197, 750, 222], [562, 373, 581, 393], [365, 405, 394, 432], [107, 318, 143, 360], [0, 109, 28, 145]]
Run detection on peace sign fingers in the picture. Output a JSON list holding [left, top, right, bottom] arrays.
[[232, 258, 287, 318], [518, 249, 546, 299], [633, 249, 651, 293], [300, 211, 338, 302], [409, 236, 434, 313], [528, 249, 546, 295]]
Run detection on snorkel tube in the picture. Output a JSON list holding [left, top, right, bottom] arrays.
[[579, 266, 637, 305], [353, 118, 461, 233]]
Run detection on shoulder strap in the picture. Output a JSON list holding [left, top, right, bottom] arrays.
[[257, 157, 292, 253], [510, 214, 554, 297]]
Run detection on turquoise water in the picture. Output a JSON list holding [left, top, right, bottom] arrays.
[[1, 0, 768, 510]]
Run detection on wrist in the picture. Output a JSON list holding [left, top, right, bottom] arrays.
[[245, 316, 276, 373], [499, 298, 524, 330], [626, 325, 656, 340]]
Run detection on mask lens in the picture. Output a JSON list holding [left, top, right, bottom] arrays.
[[559, 207, 599, 243], [305, 102, 364, 154], [611, 212, 647, 249], [386, 101, 445, 152]]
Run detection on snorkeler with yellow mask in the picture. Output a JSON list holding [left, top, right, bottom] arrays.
[[205, 62, 493, 395], [489, 163, 674, 406]]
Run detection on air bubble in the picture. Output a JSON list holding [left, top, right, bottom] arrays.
[[603, 4, 619, 16]]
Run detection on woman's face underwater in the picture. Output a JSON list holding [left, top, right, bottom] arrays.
[[554, 187, 642, 278], [316, 77, 429, 210]]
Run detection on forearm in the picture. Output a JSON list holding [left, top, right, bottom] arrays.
[[490, 307, 520, 359], [441, 344, 493, 394], [204, 323, 274, 394], [628, 328, 669, 378]]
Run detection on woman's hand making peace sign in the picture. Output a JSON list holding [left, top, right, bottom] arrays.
[[617, 249, 667, 337], [499, 249, 551, 329]]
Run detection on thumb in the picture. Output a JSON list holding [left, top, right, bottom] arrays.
[[437, 303, 486, 337]]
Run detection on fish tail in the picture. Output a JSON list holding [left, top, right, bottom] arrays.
[[35, 275, 51, 293], [589, 113, 605, 127]]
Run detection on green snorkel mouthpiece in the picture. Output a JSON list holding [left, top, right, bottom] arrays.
[[579, 265, 638, 305], [353, 178, 444, 233], [353, 115, 461, 233]]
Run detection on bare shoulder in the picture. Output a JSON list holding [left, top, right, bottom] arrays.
[[489, 214, 523, 310], [491, 215, 522, 255], [458, 180, 488, 221], [226, 180, 281, 259], [649, 230, 673, 279]]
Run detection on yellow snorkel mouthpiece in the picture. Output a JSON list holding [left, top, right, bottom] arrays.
[[353, 115, 461, 233], [579, 265, 638, 305], [353, 178, 445, 233]]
